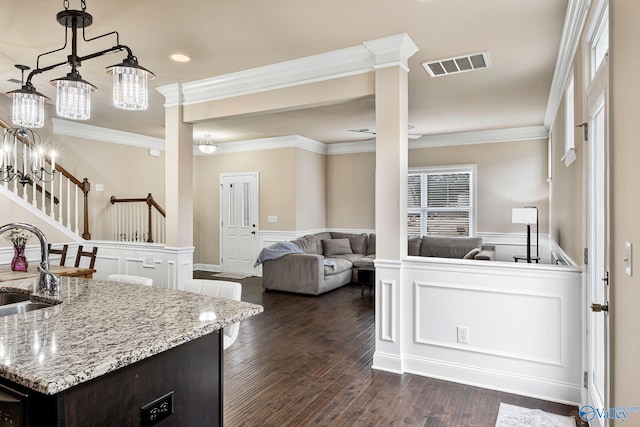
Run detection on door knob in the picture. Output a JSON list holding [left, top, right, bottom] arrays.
[[251, 231, 256, 235], [591, 303, 609, 312]]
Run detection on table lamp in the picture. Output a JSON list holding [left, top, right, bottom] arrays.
[[512, 206, 538, 263]]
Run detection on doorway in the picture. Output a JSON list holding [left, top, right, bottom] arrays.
[[585, 50, 610, 427], [220, 172, 259, 275]]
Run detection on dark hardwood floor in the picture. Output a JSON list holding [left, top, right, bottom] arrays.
[[195, 272, 584, 427]]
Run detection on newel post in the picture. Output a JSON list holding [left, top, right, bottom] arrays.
[[81, 178, 91, 240], [146, 193, 154, 243]]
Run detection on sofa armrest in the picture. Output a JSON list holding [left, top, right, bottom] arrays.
[[262, 253, 325, 294], [475, 245, 496, 261]]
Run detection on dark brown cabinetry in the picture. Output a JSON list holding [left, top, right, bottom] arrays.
[[0, 331, 222, 427]]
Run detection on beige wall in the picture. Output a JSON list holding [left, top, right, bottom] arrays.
[[58, 135, 166, 240], [324, 140, 549, 235], [192, 148, 297, 265], [326, 151, 376, 230], [408, 139, 550, 234], [296, 149, 326, 231], [611, 0, 640, 418]]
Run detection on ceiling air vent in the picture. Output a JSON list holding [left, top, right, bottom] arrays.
[[421, 52, 491, 77]]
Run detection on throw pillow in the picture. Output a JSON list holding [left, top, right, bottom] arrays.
[[367, 233, 376, 255], [322, 238, 353, 256]]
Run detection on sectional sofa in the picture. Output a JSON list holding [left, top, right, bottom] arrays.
[[260, 232, 496, 295], [261, 232, 375, 295]]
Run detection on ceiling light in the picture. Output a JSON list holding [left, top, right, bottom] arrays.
[[170, 54, 192, 63], [5, 0, 154, 126], [197, 134, 217, 154]]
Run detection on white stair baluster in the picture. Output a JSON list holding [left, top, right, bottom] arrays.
[[66, 179, 71, 229], [58, 176, 63, 224], [74, 184, 79, 235]]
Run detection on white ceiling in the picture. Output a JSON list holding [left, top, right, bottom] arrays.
[[0, 0, 568, 145]]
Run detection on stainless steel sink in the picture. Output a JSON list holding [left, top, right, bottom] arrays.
[[0, 301, 55, 317], [0, 292, 59, 317], [0, 293, 32, 306]]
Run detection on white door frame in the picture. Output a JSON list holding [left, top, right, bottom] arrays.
[[219, 172, 259, 275], [583, 55, 610, 427]]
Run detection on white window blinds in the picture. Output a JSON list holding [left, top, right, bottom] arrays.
[[408, 166, 475, 237]]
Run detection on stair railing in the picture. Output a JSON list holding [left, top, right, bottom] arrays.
[[1, 118, 92, 239], [110, 193, 166, 243]]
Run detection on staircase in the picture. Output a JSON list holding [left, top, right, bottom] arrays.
[[1, 119, 90, 242]]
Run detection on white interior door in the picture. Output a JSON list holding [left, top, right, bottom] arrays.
[[585, 57, 610, 427], [220, 173, 259, 275]]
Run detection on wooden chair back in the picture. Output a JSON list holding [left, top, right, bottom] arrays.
[[47, 244, 69, 266], [74, 245, 98, 269]]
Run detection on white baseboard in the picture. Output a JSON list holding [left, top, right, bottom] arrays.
[[403, 354, 581, 405], [372, 351, 403, 374], [193, 263, 221, 272]]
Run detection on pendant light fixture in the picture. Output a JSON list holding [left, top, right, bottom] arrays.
[[5, 0, 155, 127], [197, 134, 218, 154], [1, 127, 56, 186]]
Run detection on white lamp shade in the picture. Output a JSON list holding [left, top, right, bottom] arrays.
[[198, 143, 217, 154], [512, 207, 537, 225], [52, 76, 96, 120], [11, 90, 46, 128], [109, 65, 151, 110]]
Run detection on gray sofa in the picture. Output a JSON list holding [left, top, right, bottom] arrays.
[[408, 236, 495, 260], [262, 232, 375, 295], [261, 233, 494, 296]]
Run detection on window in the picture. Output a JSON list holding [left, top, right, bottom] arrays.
[[590, 6, 609, 80], [407, 165, 475, 238], [562, 71, 576, 166]]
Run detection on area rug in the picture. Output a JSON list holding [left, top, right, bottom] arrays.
[[211, 272, 252, 280], [495, 403, 576, 427]]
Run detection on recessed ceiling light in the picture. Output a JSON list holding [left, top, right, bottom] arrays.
[[170, 53, 191, 63]]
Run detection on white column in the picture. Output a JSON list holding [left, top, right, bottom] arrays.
[[367, 35, 417, 374], [157, 83, 194, 290]]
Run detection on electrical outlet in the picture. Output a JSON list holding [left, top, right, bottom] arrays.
[[457, 326, 469, 344], [141, 391, 173, 427]]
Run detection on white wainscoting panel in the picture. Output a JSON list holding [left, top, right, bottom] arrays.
[[372, 256, 583, 405]]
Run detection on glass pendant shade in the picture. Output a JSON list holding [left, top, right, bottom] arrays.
[[7, 86, 47, 128], [107, 58, 155, 111], [51, 73, 97, 120], [198, 143, 217, 154], [197, 134, 217, 154]]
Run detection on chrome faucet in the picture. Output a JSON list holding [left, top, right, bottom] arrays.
[[0, 222, 61, 295]]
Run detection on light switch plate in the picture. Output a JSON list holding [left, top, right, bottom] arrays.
[[95, 183, 104, 192], [625, 242, 632, 277]]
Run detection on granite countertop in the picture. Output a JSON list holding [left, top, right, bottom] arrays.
[[0, 277, 263, 395]]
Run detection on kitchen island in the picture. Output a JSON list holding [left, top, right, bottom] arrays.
[[0, 275, 263, 426]]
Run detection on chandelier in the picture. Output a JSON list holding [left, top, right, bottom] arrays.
[[6, 0, 155, 127], [1, 128, 56, 186]]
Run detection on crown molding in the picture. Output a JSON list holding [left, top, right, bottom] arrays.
[[157, 34, 418, 107], [196, 135, 327, 156], [50, 120, 546, 155], [327, 140, 376, 155], [52, 119, 165, 150], [409, 125, 549, 149], [543, 0, 591, 128], [155, 83, 183, 107], [362, 33, 419, 72]]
